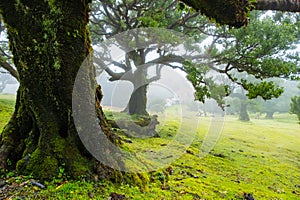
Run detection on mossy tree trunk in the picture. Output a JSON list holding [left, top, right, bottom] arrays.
[[0, 0, 120, 180], [180, 0, 300, 27]]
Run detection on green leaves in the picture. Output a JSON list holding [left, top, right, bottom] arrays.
[[241, 80, 284, 100], [204, 11, 300, 104], [184, 61, 230, 108]]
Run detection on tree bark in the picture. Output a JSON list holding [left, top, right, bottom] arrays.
[[0, 0, 121, 180], [127, 84, 149, 116], [180, 0, 300, 27], [255, 0, 300, 12], [181, 0, 300, 12], [121, 51, 150, 117]]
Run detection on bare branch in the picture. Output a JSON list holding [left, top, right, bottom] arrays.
[[0, 60, 19, 81], [147, 65, 164, 83]]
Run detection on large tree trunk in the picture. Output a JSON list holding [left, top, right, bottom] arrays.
[[127, 83, 149, 116], [0, 0, 121, 180], [123, 51, 149, 117]]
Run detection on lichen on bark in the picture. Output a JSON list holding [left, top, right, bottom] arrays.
[[0, 0, 122, 180], [181, 0, 253, 27]]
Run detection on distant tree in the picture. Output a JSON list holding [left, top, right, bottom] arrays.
[[230, 88, 250, 121], [290, 96, 300, 123], [187, 11, 300, 108], [91, 1, 300, 117], [0, 18, 18, 82], [259, 81, 298, 119], [290, 84, 300, 123], [90, 0, 208, 116]]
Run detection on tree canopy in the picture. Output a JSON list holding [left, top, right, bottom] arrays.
[[90, 1, 300, 111]]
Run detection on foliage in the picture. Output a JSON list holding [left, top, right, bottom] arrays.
[[226, 80, 299, 120], [91, 1, 300, 113], [90, 0, 209, 115], [187, 11, 300, 108]]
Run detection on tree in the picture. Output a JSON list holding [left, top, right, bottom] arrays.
[[0, 0, 299, 180], [0, 18, 18, 81], [0, 0, 121, 180], [185, 11, 300, 109], [258, 80, 298, 119], [290, 96, 300, 123], [229, 87, 251, 121], [290, 84, 300, 123], [90, 0, 208, 116], [91, 1, 300, 118], [180, 0, 300, 27]]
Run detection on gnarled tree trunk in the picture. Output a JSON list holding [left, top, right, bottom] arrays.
[[127, 84, 149, 116], [0, 0, 121, 180], [122, 52, 149, 117]]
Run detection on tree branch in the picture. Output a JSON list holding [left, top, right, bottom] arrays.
[[146, 55, 186, 65], [147, 65, 164, 83], [0, 60, 19, 81], [105, 67, 125, 81], [254, 0, 300, 12]]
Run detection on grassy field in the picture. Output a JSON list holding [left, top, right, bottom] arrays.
[[0, 93, 15, 132], [0, 96, 300, 199]]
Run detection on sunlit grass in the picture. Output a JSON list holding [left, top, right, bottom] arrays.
[[1, 100, 300, 199], [0, 93, 15, 132]]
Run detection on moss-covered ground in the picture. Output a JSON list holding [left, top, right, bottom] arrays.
[[1, 95, 300, 199]]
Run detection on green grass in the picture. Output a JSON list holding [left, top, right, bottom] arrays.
[[1, 100, 300, 199], [0, 93, 15, 132]]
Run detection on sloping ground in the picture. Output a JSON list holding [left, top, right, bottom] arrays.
[[0, 94, 15, 132], [0, 99, 299, 199]]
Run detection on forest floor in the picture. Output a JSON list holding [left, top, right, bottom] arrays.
[[0, 93, 300, 199]]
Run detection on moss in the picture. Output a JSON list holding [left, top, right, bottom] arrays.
[[124, 172, 150, 189], [182, 0, 253, 27], [17, 148, 59, 179]]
